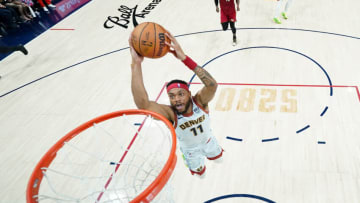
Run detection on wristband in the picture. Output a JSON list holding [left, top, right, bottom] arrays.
[[182, 55, 197, 70]]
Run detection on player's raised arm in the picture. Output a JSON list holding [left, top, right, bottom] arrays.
[[165, 32, 218, 108], [192, 64, 218, 107], [129, 38, 173, 121]]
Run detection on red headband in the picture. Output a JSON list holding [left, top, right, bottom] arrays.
[[166, 83, 189, 93]]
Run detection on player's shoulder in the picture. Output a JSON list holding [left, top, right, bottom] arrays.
[[193, 95, 209, 113]]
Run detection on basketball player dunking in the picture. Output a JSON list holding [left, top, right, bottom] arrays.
[[129, 33, 224, 178], [215, 0, 240, 46]]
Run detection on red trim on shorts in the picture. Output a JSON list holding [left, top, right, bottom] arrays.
[[207, 149, 224, 160], [190, 165, 206, 176]]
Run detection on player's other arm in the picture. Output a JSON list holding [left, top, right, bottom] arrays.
[[215, 0, 219, 12], [193, 66, 218, 107], [236, 0, 240, 11], [165, 32, 218, 108], [129, 39, 173, 121]]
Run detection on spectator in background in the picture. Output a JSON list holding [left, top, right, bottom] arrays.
[[3, 0, 33, 22], [0, 1, 20, 29], [36, 0, 55, 13], [20, 0, 36, 18], [0, 44, 28, 55]]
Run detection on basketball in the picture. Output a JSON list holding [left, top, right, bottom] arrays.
[[131, 22, 170, 59]]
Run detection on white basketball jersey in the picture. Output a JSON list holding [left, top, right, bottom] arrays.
[[174, 97, 212, 148]]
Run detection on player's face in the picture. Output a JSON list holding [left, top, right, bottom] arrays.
[[167, 88, 191, 114]]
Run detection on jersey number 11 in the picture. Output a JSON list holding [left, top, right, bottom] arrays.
[[190, 124, 204, 136]]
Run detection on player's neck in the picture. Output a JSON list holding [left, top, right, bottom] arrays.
[[182, 102, 193, 115]]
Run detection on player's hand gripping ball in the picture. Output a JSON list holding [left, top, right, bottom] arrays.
[[131, 22, 170, 59]]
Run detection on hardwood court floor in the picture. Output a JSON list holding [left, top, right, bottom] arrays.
[[0, 0, 359, 202]]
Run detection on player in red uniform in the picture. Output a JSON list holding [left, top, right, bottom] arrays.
[[215, 0, 240, 46]]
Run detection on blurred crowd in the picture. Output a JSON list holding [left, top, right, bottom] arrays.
[[0, 0, 56, 37]]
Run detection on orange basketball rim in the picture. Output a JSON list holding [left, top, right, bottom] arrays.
[[26, 109, 177, 203]]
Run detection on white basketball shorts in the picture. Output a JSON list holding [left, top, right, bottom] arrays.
[[180, 136, 223, 173]]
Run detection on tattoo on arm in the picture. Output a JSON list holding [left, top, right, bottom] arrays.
[[195, 66, 216, 87]]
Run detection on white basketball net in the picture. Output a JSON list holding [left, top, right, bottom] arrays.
[[32, 113, 175, 202]]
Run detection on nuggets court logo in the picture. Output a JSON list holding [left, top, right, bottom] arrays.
[[104, 0, 163, 29]]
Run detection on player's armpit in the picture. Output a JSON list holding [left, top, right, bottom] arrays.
[[193, 93, 210, 112]]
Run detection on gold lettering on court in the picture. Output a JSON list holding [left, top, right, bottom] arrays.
[[215, 87, 298, 113]]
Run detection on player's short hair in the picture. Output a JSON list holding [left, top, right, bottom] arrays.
[[166, 79, 189, 88]]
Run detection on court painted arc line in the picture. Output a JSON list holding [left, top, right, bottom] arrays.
[[0, 48, 128, 98], [204, 193, 276, 203], [226, 136, 243, 142], [190, 46, 333, 97], [4, 27, 359, 98], [176, 27, 360, 40], [296, 125, 310, 134], [320, 106, 329, 117], [190, 82, 360, 103], [225, 136, 280, 143], [188, 48, 331, 140], [262, 137, 279, 142], [190, 82, 359, 143]]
